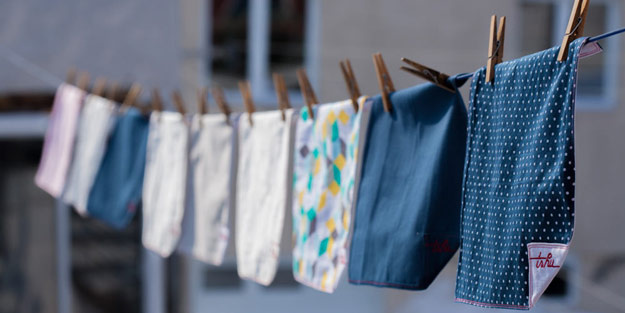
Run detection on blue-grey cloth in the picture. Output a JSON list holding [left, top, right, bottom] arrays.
[[87, 107, 150, 229], [455, 38, 596, 309], [348, 76, 468, 290]]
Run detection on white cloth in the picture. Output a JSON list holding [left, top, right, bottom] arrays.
[[235, 109, 293, 285], [177, 114, 237, 265], [35, 84, 85, 198], [62, 95, 117, 215], [142, 111, 189, 257]]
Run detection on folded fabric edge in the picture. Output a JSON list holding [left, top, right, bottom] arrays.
[[454, 298, 530, 310], [348, 279, 428, 291], [293, 274, 335, 294]]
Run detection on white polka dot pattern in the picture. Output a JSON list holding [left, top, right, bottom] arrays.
[[455, 38, 589, 310]]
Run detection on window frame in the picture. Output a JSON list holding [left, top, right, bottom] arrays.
[[207, 0, 321, 109], [524, 0, 621, 111]]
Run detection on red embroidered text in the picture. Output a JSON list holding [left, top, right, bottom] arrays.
[[425, 239, 454, 253], [530, 252, 561, 269]]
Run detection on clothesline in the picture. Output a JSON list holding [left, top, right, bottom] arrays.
[[2, 26, 625, 105], [0, 45, 64, 88], [455, 26, 625, 81], [0, 44, 201, 93]]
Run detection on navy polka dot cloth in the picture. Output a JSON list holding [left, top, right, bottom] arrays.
[[455, 38, 601, 310]]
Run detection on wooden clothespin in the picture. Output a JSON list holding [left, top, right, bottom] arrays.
[[400, 57, 456, 93], [76, 72, 90, 92], [107, 82, 119, 102], [197, 87, 209, 115], [151, 89, 164, 112], [121, 83, 142, 112], [66, 68, 76, 85], [92, 77, 107, 97], [273, 73, 291, 121], [172, 90, 187, 115], [238, 80, 255, 126], [558, 0, 590, 61], [211, 85, 232, 122], [296, 68, 318, 119], [339, 59, 361, 111], [372, 53, 395, 113], [486, 15, 506, 83]]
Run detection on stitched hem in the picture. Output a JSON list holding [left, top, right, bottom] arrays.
[[348, 279, 425, 290], [293, 274, 335, 294], [142, 239, 176, 258], [238, 274, 272, 286], [455, 298, 529, 310], [192, 249, 226, 266]]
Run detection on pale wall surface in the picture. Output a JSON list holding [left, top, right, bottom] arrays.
[[317, 0, 523, 102], [0, 0, 181, 98]]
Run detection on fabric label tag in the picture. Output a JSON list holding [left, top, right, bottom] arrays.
[[527, 242, 569, 308], [579, 41, 603, 59]]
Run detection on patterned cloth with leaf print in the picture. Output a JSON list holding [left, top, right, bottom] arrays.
[[292, 96, 368, 293]]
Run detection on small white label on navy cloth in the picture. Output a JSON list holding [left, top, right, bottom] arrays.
[[579, 41, 603, 59], [527, 242, 569, 308]]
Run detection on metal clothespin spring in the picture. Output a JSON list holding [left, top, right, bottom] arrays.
[[382, 73, 393, 93], [422, 69, 440, 85], [488, 40, 502, 60], [565, 17, 584, 37]]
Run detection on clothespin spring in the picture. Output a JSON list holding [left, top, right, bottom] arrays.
[[488, 41, 502, 60], [565, 17, 584, 37]]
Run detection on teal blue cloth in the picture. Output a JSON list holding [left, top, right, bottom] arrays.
[[87, 107, 149, 229], [348, 76, 468, 290], [455, 38, 590, 309]]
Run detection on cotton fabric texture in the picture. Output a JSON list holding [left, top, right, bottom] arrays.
[[235, 110, 294, 285], [455, 38, 602, 309], [35, 84, 85, 198], [348, 77, 468, 290], [142, 111, 190, 257], [292, 97, 367, 293], [177, 114, 236, 266], [87, 107, 150, 229], [62, 95, 117, 215]]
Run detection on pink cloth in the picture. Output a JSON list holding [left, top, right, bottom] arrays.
[[35, 83, 86, 198]]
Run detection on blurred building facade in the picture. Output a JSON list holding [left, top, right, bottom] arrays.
[[0, 0, 624, 313]]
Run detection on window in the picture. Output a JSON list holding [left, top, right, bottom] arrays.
[[208, 0, 319, 108], [521, 0, 621, 110], [210, 0, 249, 89], [269, 0, 307, 90]]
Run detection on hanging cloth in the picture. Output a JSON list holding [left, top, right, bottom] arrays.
[[177, 114, 237, 265], [455, 38, 602, 309], [292, 96, 369, 293], [348, 76, 468, 290], [141, 111, 189, 257], [87, 107, 149, 229], [235, 109, 294, 285], [35, 83, 85, 198], [62, 95, 117, 215]]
